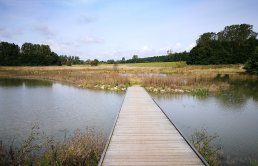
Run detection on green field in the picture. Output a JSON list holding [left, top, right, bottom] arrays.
[[122, 61, 187, 67]]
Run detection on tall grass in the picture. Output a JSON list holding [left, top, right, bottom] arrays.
[[0, 64, 256, 93], [0, 67, 129, 91], [191, 128, 223, 166], [0, 124, 105, 166]]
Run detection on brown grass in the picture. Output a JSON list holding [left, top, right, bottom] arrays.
[[0, 63, 257, 93], [0, 66, 129, 91], [0, 124, 105, 166]]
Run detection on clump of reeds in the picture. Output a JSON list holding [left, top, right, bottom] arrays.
[[141, 75, 214, 91], [192, 89, 209, 97], [191, 128, 223, 166], [0, 125, 106, 166], [37, 128, 106, 166]]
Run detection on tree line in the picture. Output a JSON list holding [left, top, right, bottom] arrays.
[[0, 42, 86, 66], [187, 24, 258, 65], [121, 24, 257, 66], [59, 55, 84, 66], [105, 52, 189, 64], [1, 24, 257, 70], [0, 42, 61, 66], [118, 24, 258, 74]]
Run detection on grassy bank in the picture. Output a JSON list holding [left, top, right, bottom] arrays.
[[0, 62, 256, 93]]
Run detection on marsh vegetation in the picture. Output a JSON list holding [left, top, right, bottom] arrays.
[[0, 124, 105, 166], [0, 62, 256, 94]]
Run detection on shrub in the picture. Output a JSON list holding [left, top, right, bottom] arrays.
[[244, 52, 258, 75], [90, 59, 99, 66]]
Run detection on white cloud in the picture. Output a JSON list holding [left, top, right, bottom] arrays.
[[94, 46, 168, 61], [185, 43, 196, 51], [34, 26, 55, 39], [141, 46, 151, 52], [43, 40, 82, 56], [174, 42, 182, 50], [79, 35, 104, 44]]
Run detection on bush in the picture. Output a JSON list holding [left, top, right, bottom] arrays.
[[66, 61, 72, 66], [244, 52, 258, 75], [90, 59, 99, 66]]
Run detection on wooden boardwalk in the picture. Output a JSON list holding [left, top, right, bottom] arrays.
[[99, 86, 207, 166]]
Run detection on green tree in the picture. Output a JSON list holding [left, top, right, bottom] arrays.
[[187, 24, 258, 65], [132, 55, 139, 63], [90, 59, 99, 66], [196, 32, 217, 46], [0, 42, 20, 66], [132, 55, 138, 60], [218, 24, 257, 43], [121, 57, 125, 63], [244, 47, 258, 75], [107, 59, 115, 64]]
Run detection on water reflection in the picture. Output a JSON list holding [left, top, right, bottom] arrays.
[[154, 80, 258, 112], [0, 78, 124, 146], [153, 80, 258, 165], [215, 80, 258, 108], [0, 78, 52, 87]]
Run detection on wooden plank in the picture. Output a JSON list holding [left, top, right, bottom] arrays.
[[99, 86, 207, 166]]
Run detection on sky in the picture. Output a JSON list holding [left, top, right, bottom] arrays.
[[0, 0, 258, 61]]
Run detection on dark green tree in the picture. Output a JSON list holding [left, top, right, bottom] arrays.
[[121, 57, 125, 63], [90, 59, 99, 66], [107, 59, 115, 64], [0, 42, 20, 66], [187, 24, 258, 65], [244, 47, 258, 75]]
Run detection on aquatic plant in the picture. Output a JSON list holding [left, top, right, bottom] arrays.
[[192, 88, 209, 97], [191, 128, 223, 166]]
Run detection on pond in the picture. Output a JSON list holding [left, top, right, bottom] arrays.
[[0, 78, 257, 165], [0, 78, 124, 145], [153, 80, 258, 165]]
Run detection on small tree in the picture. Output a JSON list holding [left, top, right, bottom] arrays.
[[132, 55, 138, 63], [132, 55, 138, 60], [90, 59, 99, 66], [121, 57, 125, 63]]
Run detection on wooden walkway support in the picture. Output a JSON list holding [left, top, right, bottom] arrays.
[[99, 86, 207, 166]]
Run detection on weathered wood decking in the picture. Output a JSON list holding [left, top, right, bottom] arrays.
[[99, 86, 207, 166]]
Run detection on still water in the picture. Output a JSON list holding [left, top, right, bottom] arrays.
[[153, 80, 258, 165], [0, 78, 124, 145], [0, 78, 258, 165]]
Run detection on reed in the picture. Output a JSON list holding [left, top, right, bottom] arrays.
[[0, 64, 256, 93], [191, 128, 222, 166], [0, 125, 105, 166]]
